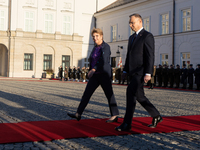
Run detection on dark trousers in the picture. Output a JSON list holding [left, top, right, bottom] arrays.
[[124, 74, 160, 124], [77, 73, 119, 116]]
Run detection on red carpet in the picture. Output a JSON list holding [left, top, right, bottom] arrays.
[[0, 115, 199, 144]]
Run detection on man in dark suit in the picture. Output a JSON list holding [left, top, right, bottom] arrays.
[[115, 13, 162, 131]]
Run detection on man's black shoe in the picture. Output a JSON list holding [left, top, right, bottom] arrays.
[[67, 113, 81, 121], [148, 116, 163, 128], [115, 122, 131, 131]]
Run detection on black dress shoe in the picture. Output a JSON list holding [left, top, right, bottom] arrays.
[[67, 113, 81, 121], [115, 122, 131, 131], [106, 116, 118, 123], [148, 116, 163, 128]]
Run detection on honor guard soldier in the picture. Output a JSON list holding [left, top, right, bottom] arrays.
[[148, 65, 156, 89], [162, 64, 169, 87], [168, 64, 175, 88], [181, 64, 188, 89], [73, 66, 77, 81], [156, 64, 163, 87], [112, 67, 116, 83], [77, 67, 81, 82], [81, 67, 86, 82], [188, 64, 194, 89], [194, 64, 200, 90], [59, 65, 63, 81], [64, 66, 69, 81], [174, 64, 181, 88], [116, 67, 122, 84]]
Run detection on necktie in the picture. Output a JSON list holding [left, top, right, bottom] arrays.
[[131, 33, 137, 45]]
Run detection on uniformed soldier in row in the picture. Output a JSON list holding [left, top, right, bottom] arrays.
[[81, 67, 86, 82], [174, 64, 181, 88], [162, 64, 169, 87], [64, 66, 68, 81], [195, 64, 200, 90], [76, 67, 81, 82], [188, 64, 194, 89], [156, 64, 162, 87], [116, 67, 122, 84], [112, 67, 116, 83], [181, 64, 188, 89], [168, 64, 175, 88], [59, 65, 63, 81], [68, 67, 72, 81]]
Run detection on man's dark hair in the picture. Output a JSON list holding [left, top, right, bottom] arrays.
[[129, 13, 142, 20]]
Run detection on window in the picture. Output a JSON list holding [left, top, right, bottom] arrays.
[[24, 53, 33, 70], [181, 53, 190, 68], [62, 55, 70, 69], [161, 54, 168, 66], [25, 12, 34, 32], [26, 0, 35, 5], [111, 25, 117, 42], [63, 15, 71, 35], [64, 2, 71, 9], [45, 0, 54, 7], [43, 55, 52, 71], [182, 9, 191, 32], [111, 57, 116, 68], [0, 10, 5, 30], [45, 14, 53, 33], [161, 14, 169, 34], [143, 17, 150, 32], [84, 58, 89, 68]]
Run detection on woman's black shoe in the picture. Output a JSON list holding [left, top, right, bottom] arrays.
[[106, 116, 118, 123], [67, 113, 81, 121]]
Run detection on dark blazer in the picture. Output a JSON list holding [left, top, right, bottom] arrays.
[[124, 29, 154, 76], [89, 41, 112, 78]]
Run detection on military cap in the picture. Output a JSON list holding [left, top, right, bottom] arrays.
[[183, 64, 186, 66], [197, 64, 200, 66], [176, 64, 180, 66], [189, 64, 193, 66]]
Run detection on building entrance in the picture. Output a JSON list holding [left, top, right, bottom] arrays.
[[0, 44, 8, 77]]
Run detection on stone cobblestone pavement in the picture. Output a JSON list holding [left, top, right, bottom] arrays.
[[0, 78, 199, 150]]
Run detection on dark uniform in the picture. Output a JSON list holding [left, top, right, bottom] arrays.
[[188, 64, 194, 89], [162, 64, 169, 87], [59, 66, 63, 81], [156, 64, 162, 87], [68, 67, 72, 81], [181, 64, 188, 89], [116, 68, 122, 84], [174, 64, 181, 88], [194, 64, 200, 90], [168, 64, 175, 88], [64, 67, 68, 81], [77, 67, 81, 82], [73, 67, 77, 81]]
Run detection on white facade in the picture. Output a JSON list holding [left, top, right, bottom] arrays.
[[94, 0, 200, 68], [0, 0, 116, 77]]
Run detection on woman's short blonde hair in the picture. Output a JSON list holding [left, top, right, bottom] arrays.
[[91, 28, 103, 36]]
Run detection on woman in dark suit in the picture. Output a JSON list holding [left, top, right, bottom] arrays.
[[67, 28, 119, 123]]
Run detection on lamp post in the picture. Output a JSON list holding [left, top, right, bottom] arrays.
[[116, 46, 123, 57]]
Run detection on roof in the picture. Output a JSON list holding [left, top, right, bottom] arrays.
[[97, 0, 138, 13]]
